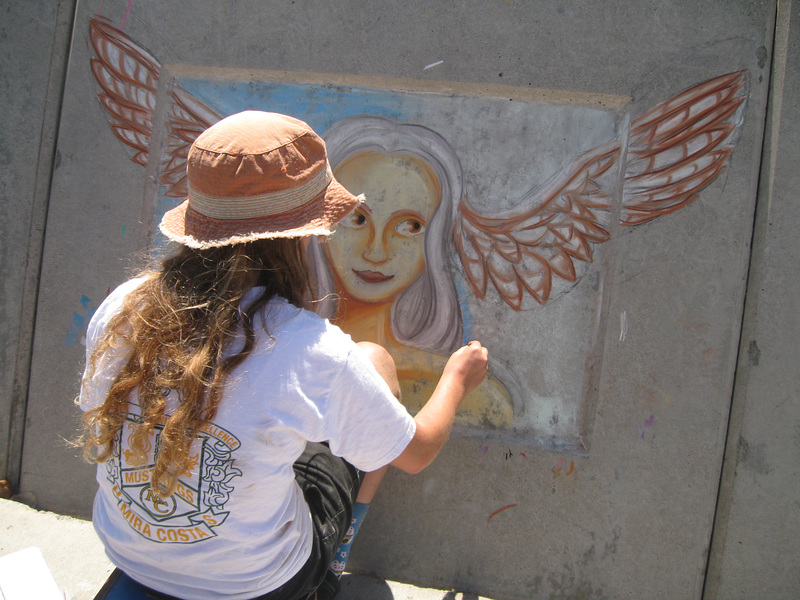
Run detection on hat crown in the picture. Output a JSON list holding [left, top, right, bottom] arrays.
[[191, 111, 313, 156], [187, 111, 329, 204]]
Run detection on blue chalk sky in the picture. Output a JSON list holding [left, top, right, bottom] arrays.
[[178, 79, 410, 135]]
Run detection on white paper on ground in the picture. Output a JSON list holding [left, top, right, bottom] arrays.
[[0, 546, 65, 600]]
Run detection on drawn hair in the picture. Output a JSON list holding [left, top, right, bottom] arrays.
[[311, 116, 463, 352], [79, 238, 312, 497]]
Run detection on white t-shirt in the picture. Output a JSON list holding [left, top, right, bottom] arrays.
[[79, 278, 416, 599]]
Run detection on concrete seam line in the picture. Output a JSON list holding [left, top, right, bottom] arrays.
[[6, 0, 78, 490], [701, 1, 793, 598]]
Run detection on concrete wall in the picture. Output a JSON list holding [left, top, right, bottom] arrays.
[[2, 1, 798, 599], [0, 0, 76, 487]]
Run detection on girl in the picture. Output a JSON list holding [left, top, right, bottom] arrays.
[[78, 111, 488, 600]]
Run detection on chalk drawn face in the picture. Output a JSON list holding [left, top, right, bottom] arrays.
[[326, 151, 441, 304]]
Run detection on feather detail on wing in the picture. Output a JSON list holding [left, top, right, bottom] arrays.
[[454, 142, 620, 309], [88, 18, 221, 197], [454, 71, 747, 309], [89, 18, 160, 166], [622, 71, 747, 225], [160, 87, 222, 197]]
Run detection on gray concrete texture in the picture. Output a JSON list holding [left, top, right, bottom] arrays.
[[1, 0, 798, 599]]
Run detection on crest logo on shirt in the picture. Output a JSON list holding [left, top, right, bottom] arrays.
[[105, 412, 242, 543]]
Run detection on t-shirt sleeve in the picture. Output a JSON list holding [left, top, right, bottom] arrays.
[[77, 278, 142, 412], [322, 345, 416, 472]]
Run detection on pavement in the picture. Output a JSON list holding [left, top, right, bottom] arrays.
[[0, 498, 491, 600]]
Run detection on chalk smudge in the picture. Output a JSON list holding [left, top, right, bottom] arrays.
[[657, 388, 671, 404], [120, 0, 133, 29], [488, 504, 517, 523], [65, 295, 97, 347], [638, 414, 655, 440]]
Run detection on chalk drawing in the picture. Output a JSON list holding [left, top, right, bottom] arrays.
[[319, 144, 515, 427], [423, 60, 444, 71], [88, 17, 748, 315], [619, 311, 627, 342]]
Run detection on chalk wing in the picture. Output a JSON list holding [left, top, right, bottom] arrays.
[[454, 143, 619, 310], [159, 86, 222, 197], [454, 71, 747, 310], [622, 71, 747, 225], [89, 18, 221, 197]]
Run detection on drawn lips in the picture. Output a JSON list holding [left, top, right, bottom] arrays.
[[354, 269, 394, 283]]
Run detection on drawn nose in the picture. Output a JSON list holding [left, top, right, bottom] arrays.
[[362, 234, 388, 264]]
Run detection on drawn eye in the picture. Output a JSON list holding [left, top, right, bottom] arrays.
[[395, 219, 426, 237], [339, 211, 368, 229]]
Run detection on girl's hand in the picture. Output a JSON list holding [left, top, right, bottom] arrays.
[[442, 340, 489, 398]]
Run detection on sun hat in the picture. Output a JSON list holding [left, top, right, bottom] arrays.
[[159, 111, 363, 248]]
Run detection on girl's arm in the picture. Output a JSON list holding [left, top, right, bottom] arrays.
[[391, 341, 488, 474]]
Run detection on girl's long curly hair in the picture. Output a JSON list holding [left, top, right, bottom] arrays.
[[79, 237, 312, 498]]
